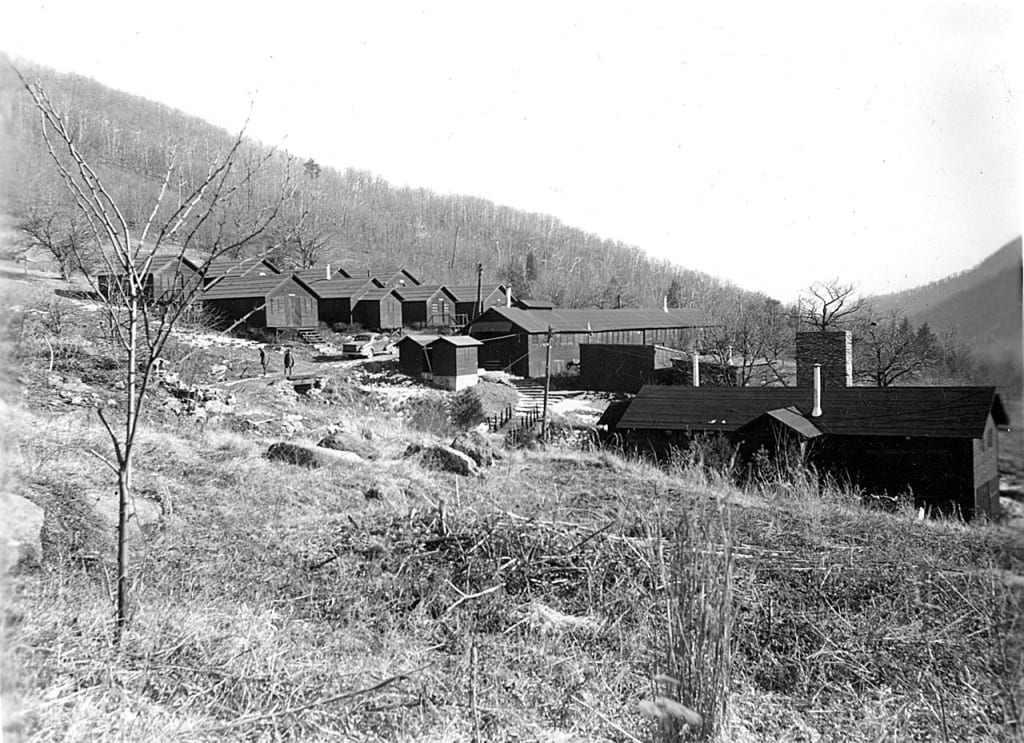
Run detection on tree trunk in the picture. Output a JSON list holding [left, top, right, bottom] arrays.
[[116, 294, 138, 643]]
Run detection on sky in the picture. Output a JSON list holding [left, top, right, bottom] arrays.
[[1, 1, 1019, 301]]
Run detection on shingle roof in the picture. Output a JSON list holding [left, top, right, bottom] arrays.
[[294, 266, 347, 284], [201, 274, 298, 300], [512, 297, 554, 310], [615, 385, 1008, 439], [431, 335, 482, 347], [445, 284, 506, 302], [297, 276, 381, 300], [468, 306, 715, 334], [397, 335, 440, 347], [355, 286, 399, 302], [393, 285, 456, 302], [204, 256, 280, 279], [344, 265, 420, 284]]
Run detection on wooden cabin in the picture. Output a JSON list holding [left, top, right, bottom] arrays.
[[95, 255, 201, 304], [296, 276, 384, 327], [394, 285, 459, 328], [608, 385, 1009, 520], [465, 306, 713, 377], [201, 256, 280, 286], [342, 264, 420, 290], [445, 284, 511, 323], [202, 274, 318, 330], [351, 286, 403, 330]]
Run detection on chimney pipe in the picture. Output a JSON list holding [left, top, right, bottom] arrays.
[[325, 263, 331, 280], [505, 285, 512, 306], [692, 352, 700, 388], [811, 363, 822, 417], [663, 295, 668, 313]]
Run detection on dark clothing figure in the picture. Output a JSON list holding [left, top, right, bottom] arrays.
[[259, 347, 269, 376], [283, 348, 294, 378]]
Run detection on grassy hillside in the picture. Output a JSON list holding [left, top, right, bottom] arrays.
[[3, 269, 1023, 741]]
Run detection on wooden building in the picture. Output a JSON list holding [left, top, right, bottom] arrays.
[[608, 384, 1008, 519], [512, 297, 555, 310], [96, 255, 201, 304], [445, 284, 511, 322], [297, 276, 384, 327], [202, 274, 319, 330], [465, 306, 713, 378], [351, 286, 403, 330], [343, 264, 420, 290], [394, 285, 459, 327], [396, 334, 481, 390], [579, 343, 689, 393], [201, 256, 280, 286]]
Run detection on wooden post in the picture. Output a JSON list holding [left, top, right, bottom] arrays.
[[541, 325, 552, 440], [475, 262, 483, 320]]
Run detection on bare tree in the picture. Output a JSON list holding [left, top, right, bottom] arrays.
[[853, 308, 939, 386], [798, 279, 865, 330], [707, 295, 793, 386], [19, 72, 292, 642], [15, 198, 93, 279]]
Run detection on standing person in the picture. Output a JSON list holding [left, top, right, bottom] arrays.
[[283, 346, 294, 379], [258, 345, 269, 376]]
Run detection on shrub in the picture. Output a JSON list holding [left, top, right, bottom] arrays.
[[451, 380, 520, 429]]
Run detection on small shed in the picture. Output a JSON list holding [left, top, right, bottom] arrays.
[[428, 336, 483, 391], [394, 285, 459, 327], [202, 274, 319, 329], [352, 286, 404, 330], [445, 284, 511, 322], [397, 335, 439, 377], [579, 343, 689, 393]]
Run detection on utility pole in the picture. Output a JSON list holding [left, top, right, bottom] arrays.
[[541, 325, 552, 441], [475, 262, 483, 320]]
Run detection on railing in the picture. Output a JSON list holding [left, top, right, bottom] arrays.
[[504, 406, 543, 445], [487, 404, 515, 432]]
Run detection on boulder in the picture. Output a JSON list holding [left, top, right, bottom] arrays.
[[450, 430, 498, 467], [317, 433, 378, 460], [0, 493, 44, 571], [266, 442, 364, 468], [419, 445, 479, 477]]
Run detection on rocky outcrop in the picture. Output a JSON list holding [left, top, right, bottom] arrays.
[[266, 442, 364, 468], [317, 433, 378, 460], [405, 443, 479, 477], [450, 430, 499, 467]]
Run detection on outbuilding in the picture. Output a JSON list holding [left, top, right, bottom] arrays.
[[465, 306, 713, 377], [396, 335, 439, 377], [202, 274, 318, 330], [396, 335, 481, 390], [445, 284, 511, 322], [394, 285, 459, 327]]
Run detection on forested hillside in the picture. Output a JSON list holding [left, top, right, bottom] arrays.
[[869, 237, 1023, 387], [0, 56, 757, 315]]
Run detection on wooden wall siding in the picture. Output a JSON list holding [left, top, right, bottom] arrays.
[[353, 294, 403, 330], [972, 414, 999, 488], [317, 298, 352, 326], [580, 344, 658, 393], [398, 343, 430, 376], [266, 285, 318, 328], [206, 298, 267, 329]]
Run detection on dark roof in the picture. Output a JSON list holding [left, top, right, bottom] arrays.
[[467, 306, 715, 335], [201, 274, 300, 300], [355, 286, 400, 302], [615, 385, 1008, 439], [297, 276, 381, 300], [344, 265, 421, 284], [294, 266, 348, 284], [597, 400, 632, 429], [393, 285, 457, 302], [204, 256, 280, 280], [512, 297, 555, 310], [94, 254, 200, 278], [445, 284, 507, 302], [397, 334, 439, 348], [431, 335, 482, 347], [737, 406, 824, 439]]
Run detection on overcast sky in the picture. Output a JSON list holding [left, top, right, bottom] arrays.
[[2, 1, 1019, 301]]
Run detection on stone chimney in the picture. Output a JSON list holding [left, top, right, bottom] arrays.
[[796, 331, 852, 388]]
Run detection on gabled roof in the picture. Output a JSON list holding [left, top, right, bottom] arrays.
[[354, 286, 401, 302], [738, 406, 824, 439], [397, 334, 440, 348], [201, 274, 302, 300], [431, 335, 482, 347], [467, 306, 715, 335], [294, 266, 349, 284], [445, 284, 507, 303], [204, 256, 280, 280], [344, 265, 421, 285], [615, 385, 1008, 439], [392, 285, 457, 302], [297, 276, 382, 300]]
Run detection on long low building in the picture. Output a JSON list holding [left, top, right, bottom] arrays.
[[465, 306, 714, 377]]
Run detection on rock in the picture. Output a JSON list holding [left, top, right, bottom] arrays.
[[0, 493, 44, 571], [419, 445, 479, 477], [363, 481, 401, 500], [450, 430, 497, 467], [266, 442, 364, 468], [317, 433, 378, 460]]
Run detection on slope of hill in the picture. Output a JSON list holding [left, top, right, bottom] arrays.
[[870, 237, 1023, 389], [0, 55, 765, 316]]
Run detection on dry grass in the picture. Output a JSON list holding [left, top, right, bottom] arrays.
[[2, 274, 1023, 741]]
